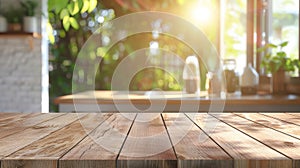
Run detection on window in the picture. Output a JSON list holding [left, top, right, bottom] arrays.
[[253, 0, 299, 75], [222, 0, 299, 75], [221, 0, 247, 73], [270, 0, 299, 60]]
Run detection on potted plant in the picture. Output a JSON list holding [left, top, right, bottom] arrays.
[[20, 0, 38, 32], [260, 41, 300, 94], [2, 7, 23, 32]]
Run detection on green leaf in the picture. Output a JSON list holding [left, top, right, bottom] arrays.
[[49, 0, 69, 14], [81, 0, 90, 13], [60, 9, 69, 19], [77, 0, 84, 10], [59, 30, 66, 38], [279, 41, 288, 48], [48, 0, 55, 11], [277, 51, 286, 58], [265, 53, 271, 59], [267, 43, 277, 48], [88, 0, 97, 13], [67, 3, 74, 15], [47, 22, 55, 44], [69, 17, 79, 29], [63, 15, 70, 31], [71, 1, 80, 15]]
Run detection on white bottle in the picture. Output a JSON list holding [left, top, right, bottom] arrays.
[[183, 55, 200, 94], [0, 15, 7, 32], [240, 63, 259, 95], [23, 16, 37, 33]]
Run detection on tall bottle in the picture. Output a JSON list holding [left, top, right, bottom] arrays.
[[183, 55, 200, 94], [240, 63, 259, 95], [0, 15, 7, 32]]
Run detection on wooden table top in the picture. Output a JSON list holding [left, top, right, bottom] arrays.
[[54, 90, 300, 105], [1, 112, 300, 168]]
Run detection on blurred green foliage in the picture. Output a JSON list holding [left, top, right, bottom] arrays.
[[48, 0, 113, 111], [223, 0, 247, 59], [48, 0, 218, 111]]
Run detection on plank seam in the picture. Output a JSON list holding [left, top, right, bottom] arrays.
[[184, 113, 234, 161], [209, 113, 293, 160], [286, 113, 300, 117], [57, 113, 114, 163], [260, 113, 300, 127], [0, 113, 67, 140], [234, 113, 300, 142], [3, 113, 89, 159], [0, 113, 34, 123], [160, 113, 178, 160], [115, 113, 138, 168], [57, 159, 60, 168]]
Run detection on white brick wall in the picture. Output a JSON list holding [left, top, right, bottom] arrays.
[[0, 0, 48, 113], [0, 38, 42, 112]]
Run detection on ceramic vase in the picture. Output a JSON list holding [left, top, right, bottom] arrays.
[[0, 15, 7, 32], [23, 16, 37, 33], [240, 64, 259, 95]]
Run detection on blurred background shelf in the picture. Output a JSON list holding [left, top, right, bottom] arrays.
[[0, 32, 41, 38], [0, 32, 41, 49]]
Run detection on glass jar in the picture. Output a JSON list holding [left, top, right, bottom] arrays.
[[223, 59, 239, 93], [206, 72, 221, 96]]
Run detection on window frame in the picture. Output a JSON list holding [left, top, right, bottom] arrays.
[[252, 0, 300, 75]]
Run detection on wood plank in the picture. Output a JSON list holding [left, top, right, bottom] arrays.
[[287, 113, 300, 117], [235, 113, 300, 140], [237, 113, 300, 168], [189, 113, 291, 168], [0, 112, 23, 119], [0, 113, 86, 159], [2, 113, 111, 168], [285, 113, 300, 123], [0, 113, 37, 124], [0, 113, 65, 139], [118, 113, 177, 168], [162, 113, 232, 168], [211, 113, 300, 162], [59, 113, 136, 168], [261, 113, 300, 126]]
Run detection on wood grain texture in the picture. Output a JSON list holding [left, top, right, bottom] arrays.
[[0, 112, 24, 119], [0, 113, 64, 139], [60, 113, 135, 168], [0, 113, 86, 159], [0, 113, 38, 125], [235, 113, 300, 140], [2, 160, 56, 168], [0, 113, 300, 168], [262, 113, 300, 126], [2, 113, 110, 168], [287, 113, 300, 117], [118, 113, 177, 168], [162, 113, 232, 168], [212, 113, 300, 160], [190, 113, 291, 168]]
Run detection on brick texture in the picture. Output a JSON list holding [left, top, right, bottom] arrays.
[[0, 38, 42, 112], [0, 0, 45, 112]]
